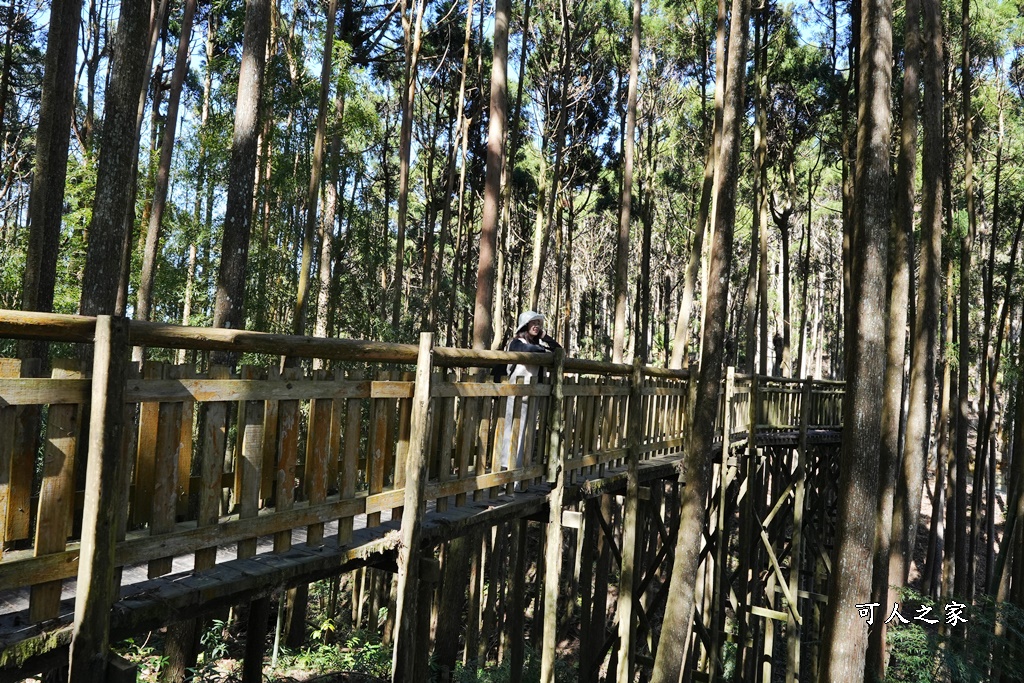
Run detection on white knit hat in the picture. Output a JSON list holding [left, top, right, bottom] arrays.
[[515, 311, 544, 334]]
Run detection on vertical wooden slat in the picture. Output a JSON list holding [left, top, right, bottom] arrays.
[[393, 370, 414, 521], [149, 364, 183, 578], [195, 366, 230, 571], [455, 391, 477, 507], [6, 358, 40, 543], [274, 367, 302, 553], [175, 364, 195, 519], [368, 371, 388, 527], [0, 358, 20, 556], [69, 315, 130, 680], [117, 362, 140, 558], [260, 365, 281, 504], [131, 361, 162, 528], [391, 332, 434, 683], [475, 392, 493, 501], [563, 376, 578, 467], [327, 369, 344, 494], [236, 366, 265, 559], [435, 368, 455, 513], [305, 369, 331, 546], [337, 368, 362, 544], [30, 359, 83, 622]]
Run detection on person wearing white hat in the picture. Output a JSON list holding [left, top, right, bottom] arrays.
[[498, 311, 561, 490]]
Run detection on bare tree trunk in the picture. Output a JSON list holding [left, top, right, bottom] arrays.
[[472, 0, 509, 350], [744, 6, 766, 374], [868, 0, 919, 671], [115, 0, 170, 317], [212, 0, 271, 335], [294, 0, 338, 337], [0, 0, 18, 167], [649, 0, 749, 675], [492, 0, 532, 348], [391, 0, 426, 332], [79, 1, 152, 317], [21, 0, 82, 346], [962, 0, 983, 599], [891, 0, 943, 599], [430, 0, 475, 331], [816, 0, 893, 676], [135, 0, 198, 329], [669, 0, 726, 370], [941, 259, 956, 599], [611, 0, 641, 364], [529, 0, 570, 314]]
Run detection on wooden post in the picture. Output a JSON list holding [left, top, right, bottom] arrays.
[[539, 348, 565, 683], [708, 366, 735, 679], [508, 518, 528, 681], [786, 377, 812, 682], [391, 332, 434, 682], [243, 595, 271, 683], [69, 315, 130, 682], [0, 359, 20, 557], [615, 358, 643, 682], [738, 374, 760, 679]]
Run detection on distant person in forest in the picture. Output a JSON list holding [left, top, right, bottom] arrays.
[[498, 311, 561, 490]]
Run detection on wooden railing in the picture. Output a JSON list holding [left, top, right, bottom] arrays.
[[0, 310, 842, 656]]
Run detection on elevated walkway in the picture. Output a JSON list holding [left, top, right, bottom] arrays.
[[0, 310, 843, 682]]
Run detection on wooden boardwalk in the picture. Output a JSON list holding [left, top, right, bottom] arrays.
[[0, 310, 843, 682]]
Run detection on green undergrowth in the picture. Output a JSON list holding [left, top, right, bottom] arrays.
[[885, 590, 1024, 683]]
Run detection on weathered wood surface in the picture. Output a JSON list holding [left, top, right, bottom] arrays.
[[0, 312, 845, 678]]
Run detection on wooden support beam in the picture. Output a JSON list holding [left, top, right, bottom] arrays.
[[708, 366, 735, 680], [391, 332, 434, 683], [786, 377, 813, 683], [508, 518, 528, 681], [69, 315, 130, 682], [615, 358, 643, 682], [539, 348, 565, 683], [243, 596, 271, 683]]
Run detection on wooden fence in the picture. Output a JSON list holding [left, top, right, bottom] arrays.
[[0, 310, 843, 678]]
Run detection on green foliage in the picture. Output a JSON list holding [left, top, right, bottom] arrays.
[[452, 647, 577, 683], [115, 635, 170, 681], [282, 629, 392, 678], [885, 591, 1024, 683]]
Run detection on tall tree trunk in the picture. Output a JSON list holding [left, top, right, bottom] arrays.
[[528, 0, 570, 314], [816, 0, 893, 676], [79, 0, 152, 317], [294, 0, 339, 337], [115, 0, 171, 316], [868, 0, 919, 671], [20, 0, 82, 350], [892, 0, 943, 599], [649, 0, 748, 675], [744, 4, 766, 375], [212, 0, 271, 335], [430, 0, 476, 331], [135, 0, 198, 328], [962, 0, 983, 599], [391, 0, 426, 333], [612, 0, 641, 364], [669, 0, 726, 370], [492, 0, 532, 348], [315, 88, 347, 349], [472, 0, 510, 350], [0, 0, 18, 167], [941, 258, 956, 599]]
